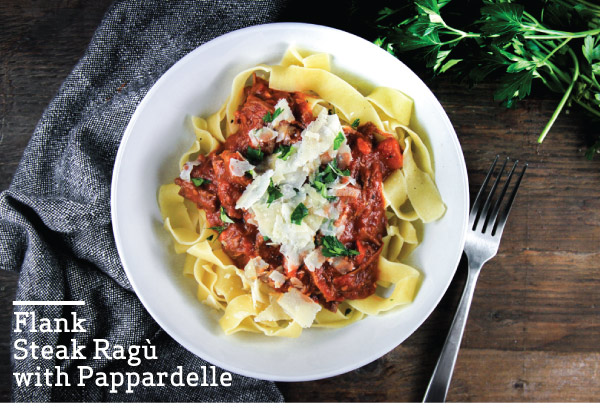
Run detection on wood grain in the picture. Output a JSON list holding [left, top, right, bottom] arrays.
[[1, 0, 599, 403]]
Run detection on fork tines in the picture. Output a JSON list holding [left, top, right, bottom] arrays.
[[470, 156, 527, 236]]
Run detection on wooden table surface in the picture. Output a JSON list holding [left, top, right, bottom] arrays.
[[1, 0, 598, 403]]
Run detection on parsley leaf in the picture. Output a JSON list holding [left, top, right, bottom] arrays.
[[582, 35, 600, 64], [320, 236, 359, 257], [208, 226, 227, 238], [290, 203, 309, 225], [246, 147, 264, 165], [266, 179, 283, 207], [333, 132, 345, 150], [312, 180, 337, 202], [263, 107, 284, 123], [207, 235, 214, 241], [328, 159, 351, 177], [220, 207, 234, 224], [494, 70, 534, 107], [314, 159, 349, 188], [351, 118, 360, 129], [479, 3, 524, 43], [344, 308, 352, 316], [262, 235, 270, 242], [314, 165, 337, 185], [191, 177, 210, 187], [275, 144, 296, 160]]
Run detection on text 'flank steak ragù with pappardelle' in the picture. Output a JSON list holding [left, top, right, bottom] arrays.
[[159, 47, 445, 337]]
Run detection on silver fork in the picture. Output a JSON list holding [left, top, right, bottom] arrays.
[[423, 156, 527, 402]]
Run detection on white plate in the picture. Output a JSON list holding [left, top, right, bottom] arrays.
[[111, 23, 469, 382]]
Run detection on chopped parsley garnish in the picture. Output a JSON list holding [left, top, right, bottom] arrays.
[[263, 235, 270, 242], [220, 207, 234, 224], [351, 118, 360, 129], [207, 235, 214, 241], [344, 308, 352, 316], [290, 203, 309, 225], [262, 107, 284, 123], [315, 166, 336, 185], [333, 132, 345, 150], [246, 147, 264, 165], [208, 226, 227, 237], [266, 179, 283, 207], [315, 159, 350, 187], [275, 144, 296, 160], [328, 159, 351, 177], [312, 180, 337, 202], [320, 236, 359, 257], [191, 177, 210, 187]]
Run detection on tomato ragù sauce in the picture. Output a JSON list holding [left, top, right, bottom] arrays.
[[175, 75, 403, 311]]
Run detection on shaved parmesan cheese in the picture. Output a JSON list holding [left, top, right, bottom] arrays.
[[229, 158, 254, 177], [328, 176, 356, 191], [319, 219, 337, 237], [237, 112, 352, 274], [251, 184, 324, 272], [268, 269, 287, 288], [304, 249, 326, 272], [254, 299, 291, 323], [249, 127, 276, 146], [242, 257, 270, 306], [236, 169, 274, 210], [331, 257, 355, 275], [277, 288, 322, 328], [305, 185, 328, 212], [336, 143, 352, 169], [179, 160, 200, 181], [334, 186, 361, 198], [280, 184, 297, 200], [272, 99, 295, 128]]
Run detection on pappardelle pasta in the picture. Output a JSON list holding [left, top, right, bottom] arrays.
[[158, 47, 445, 337]]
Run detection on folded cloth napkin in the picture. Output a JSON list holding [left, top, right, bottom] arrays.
[[0, 0, 295, 402]]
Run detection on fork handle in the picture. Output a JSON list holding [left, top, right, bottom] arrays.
[[423, 261, 482, 402]]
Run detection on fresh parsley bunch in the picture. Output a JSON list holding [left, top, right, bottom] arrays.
[[374, 0, 600, 158]]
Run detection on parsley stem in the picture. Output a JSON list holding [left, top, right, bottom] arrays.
[[541, 58, 600, 95], [581, 73, 600, 92], [574, 99, 600, 118], [523, 27, 600, 40], [438, 32, 480, 47], [534, 47, 600, 117], [520, 10, 600, 38], [538, 38, 571, 66], [522, 10, 542, 27], [563, 0, 600, 13], [538, 49, 579, 143], [441, 24, 479, 39], [531, 40, 571, 84]]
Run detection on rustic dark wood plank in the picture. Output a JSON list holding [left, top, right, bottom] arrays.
[[449, 349, 600, 402], [0, 0, 114, 192], [2, 0, 599, 404]]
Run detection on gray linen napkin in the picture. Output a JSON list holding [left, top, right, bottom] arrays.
[[0, 0, 296, 402]]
